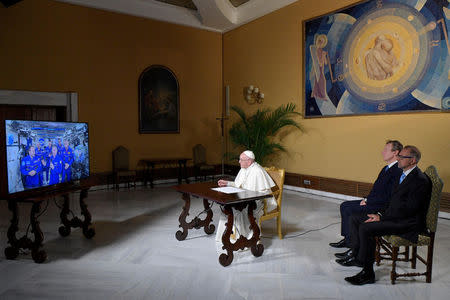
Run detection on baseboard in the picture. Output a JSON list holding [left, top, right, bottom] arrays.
[[284, 171, 450, 214], [90, 166, 450, 215], [283, 184, 450, 220], [283, 185, 362, 204]]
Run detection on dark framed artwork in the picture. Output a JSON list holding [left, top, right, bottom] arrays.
[[139, 65, 179, 133], [304, 0, 450, 118]]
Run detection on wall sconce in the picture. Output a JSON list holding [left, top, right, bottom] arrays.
[[244, 85, 264, 104]]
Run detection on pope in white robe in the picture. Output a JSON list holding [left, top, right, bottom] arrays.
[[215, 150, 277, 242]]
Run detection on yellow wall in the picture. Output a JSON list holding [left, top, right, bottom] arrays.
[[0, 0, 223, 172], [223, 0, 450, 192], [1, 0, 448, 193]]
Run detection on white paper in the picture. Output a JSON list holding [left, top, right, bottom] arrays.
[[211, 187, 245, 194]]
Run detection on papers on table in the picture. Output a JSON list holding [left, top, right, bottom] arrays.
[[211, 186, 245, 194]]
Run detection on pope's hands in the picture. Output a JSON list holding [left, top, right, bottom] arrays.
[[218, 179, 228, 187]]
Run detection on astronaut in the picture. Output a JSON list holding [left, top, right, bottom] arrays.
[[35, 138, 47, 185], [48, 145, 63, 185], [20, 146, 42, 189], [43, 139, 53, 183], [57, 138, 64, 155], [61, 139, 74, 182]]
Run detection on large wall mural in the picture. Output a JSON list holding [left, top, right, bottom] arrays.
[[304, 0, 450, 117]]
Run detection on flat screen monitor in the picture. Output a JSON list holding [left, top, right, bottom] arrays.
[[5, 120, 89, 194]]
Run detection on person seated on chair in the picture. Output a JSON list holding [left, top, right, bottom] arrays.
[[337, 145, 431, 285], [215, 150, 276, 243], [330, 140, 403, 253]]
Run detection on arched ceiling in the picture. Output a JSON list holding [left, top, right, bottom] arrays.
[[55, 0, 298, 32]]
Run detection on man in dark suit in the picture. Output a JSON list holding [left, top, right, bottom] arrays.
[[330, 140, 403, 251], [338, 145, 431, 285]]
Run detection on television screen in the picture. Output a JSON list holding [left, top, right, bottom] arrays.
[[5, 120, 89, 194]]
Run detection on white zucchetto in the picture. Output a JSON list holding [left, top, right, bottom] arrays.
[[243, 150, 255, 160]]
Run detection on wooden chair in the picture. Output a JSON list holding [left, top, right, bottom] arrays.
[[192, 144, 215, 181], [375, 165, 443, 284], [259, 166, 285, 239], [112, 146, 137, 190]]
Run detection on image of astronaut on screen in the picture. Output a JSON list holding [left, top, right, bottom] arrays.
[[5, 120, 90, 194]]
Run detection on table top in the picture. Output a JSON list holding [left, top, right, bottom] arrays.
[[2, 181, 92, 202], [172, 182, 272, 205]]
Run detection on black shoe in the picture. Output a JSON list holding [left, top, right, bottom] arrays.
[[335, 249, 352, 259], [336, 255, 363, 267], [329, 238, 348, 248], [345, 269, 375, 285]]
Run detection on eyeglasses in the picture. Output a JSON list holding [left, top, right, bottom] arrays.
[[238, 158, 250, 162], [398, 154, 413, 159]]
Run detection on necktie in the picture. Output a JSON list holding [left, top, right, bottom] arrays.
[[399, 173, 406, 184], [384, 165, 389, 172]]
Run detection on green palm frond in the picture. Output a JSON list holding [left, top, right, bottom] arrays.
[[228, 103, 303, 165]]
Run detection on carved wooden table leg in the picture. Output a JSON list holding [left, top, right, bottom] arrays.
[[58, 189, 95, 239], [175, 194, 215, 241], [247, 201, 264, 257], [219, 204, 235, 267], [5, 200, 47, 263], [30, 202, 47, 263], [176, 193, 191, 241], [59, 194, 72, 237], [219, 200, 264, 267], [201, 198, 215, 234], [79, 189, 95, 239], [5, 200, 20, 260]]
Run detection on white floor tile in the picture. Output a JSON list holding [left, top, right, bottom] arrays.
[[0, 185, 449, 299]]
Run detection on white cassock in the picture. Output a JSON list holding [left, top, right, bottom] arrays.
[[215, 162, 277, 242]]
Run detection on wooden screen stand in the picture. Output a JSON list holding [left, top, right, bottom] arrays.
[[4, 185, 95, 263]]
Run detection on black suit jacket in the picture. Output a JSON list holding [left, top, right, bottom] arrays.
[[379, 167, 431, 242], [366, 162, 402, 211]]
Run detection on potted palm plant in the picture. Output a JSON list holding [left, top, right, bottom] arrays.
[[228, 103, 303, 165]]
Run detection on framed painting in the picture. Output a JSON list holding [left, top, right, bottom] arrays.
[[303, 0, 450, 117], [139, 65, 180, 133]]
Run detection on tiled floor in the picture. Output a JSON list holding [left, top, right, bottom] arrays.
[[1, 184, 449, 299]]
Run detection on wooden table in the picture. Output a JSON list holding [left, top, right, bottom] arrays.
[[172, 182, 272, 267], [139, 158, 191, 188], [3, 183, 96, 263]]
